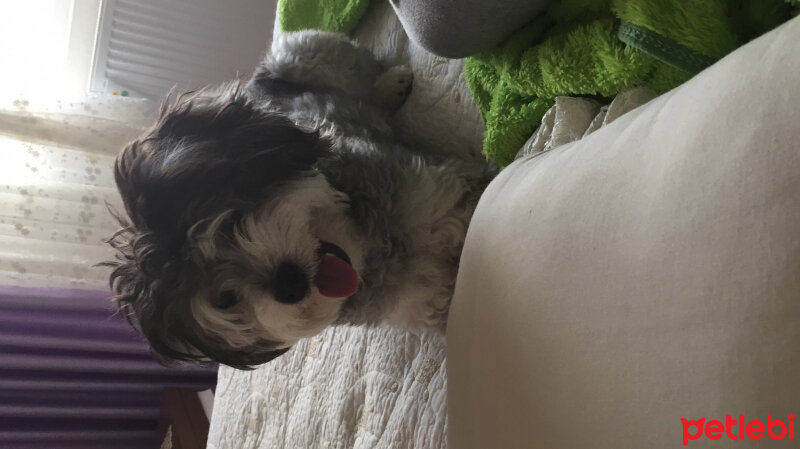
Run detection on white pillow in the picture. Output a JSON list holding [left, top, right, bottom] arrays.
[[448, 16, 800, 449]]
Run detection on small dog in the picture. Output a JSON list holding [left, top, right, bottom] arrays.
[[107, 31, 494, 368]]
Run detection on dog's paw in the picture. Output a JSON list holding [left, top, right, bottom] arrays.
[[372, 65, 414, 113]]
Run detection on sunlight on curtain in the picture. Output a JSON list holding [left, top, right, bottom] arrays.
[[0, 95, 155, 289]]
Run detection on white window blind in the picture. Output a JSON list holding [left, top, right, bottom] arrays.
[[91, 0, 276, 99]]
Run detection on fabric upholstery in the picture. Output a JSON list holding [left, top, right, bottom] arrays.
[[448, 16, 800, 449]]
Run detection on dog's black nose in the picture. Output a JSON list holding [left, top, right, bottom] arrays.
[[274, 262, 309, 304]]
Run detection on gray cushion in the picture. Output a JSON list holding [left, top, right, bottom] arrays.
[[389, 0, 552, 58]]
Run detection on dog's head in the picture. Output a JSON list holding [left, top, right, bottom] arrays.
[[107, 85, 361, 368]]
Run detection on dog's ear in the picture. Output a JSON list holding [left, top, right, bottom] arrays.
[[155, 305, 295, 370], [115, 86, 332, 237], [107, 243, 293, 369]]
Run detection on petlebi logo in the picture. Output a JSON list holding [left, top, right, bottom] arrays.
[[681, 413, 795, 446]]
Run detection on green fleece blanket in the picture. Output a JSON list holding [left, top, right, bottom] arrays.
[[279, 0, 370, 32], [279, 0, 797, 167]]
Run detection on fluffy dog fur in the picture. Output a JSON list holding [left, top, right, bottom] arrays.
[[107, 31, 495, 368]]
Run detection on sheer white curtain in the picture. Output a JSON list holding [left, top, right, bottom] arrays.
[[0, 95, 154, 289], [0, 7, 216, 447]]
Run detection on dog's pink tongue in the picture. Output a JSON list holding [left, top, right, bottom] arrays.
[[314, 254, 359, 298]]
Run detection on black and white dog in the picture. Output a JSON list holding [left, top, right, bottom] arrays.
[[107, 31, 494, 368]]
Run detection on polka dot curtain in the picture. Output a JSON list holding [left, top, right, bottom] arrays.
[[0, 94, 155, 289]]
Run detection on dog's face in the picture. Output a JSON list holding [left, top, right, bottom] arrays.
[[107, 86, 362, 368]]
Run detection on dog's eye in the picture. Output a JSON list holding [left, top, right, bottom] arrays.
[[216, 290, 238, 310]]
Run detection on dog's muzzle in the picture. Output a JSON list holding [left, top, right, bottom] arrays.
[[314, 241, 358, 298], [274, 262, 310, 304]]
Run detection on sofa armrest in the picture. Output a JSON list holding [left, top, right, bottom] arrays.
[[448, 16, 800, 449]]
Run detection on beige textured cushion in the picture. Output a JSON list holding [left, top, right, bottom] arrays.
[[448, 17, 800, 449]]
